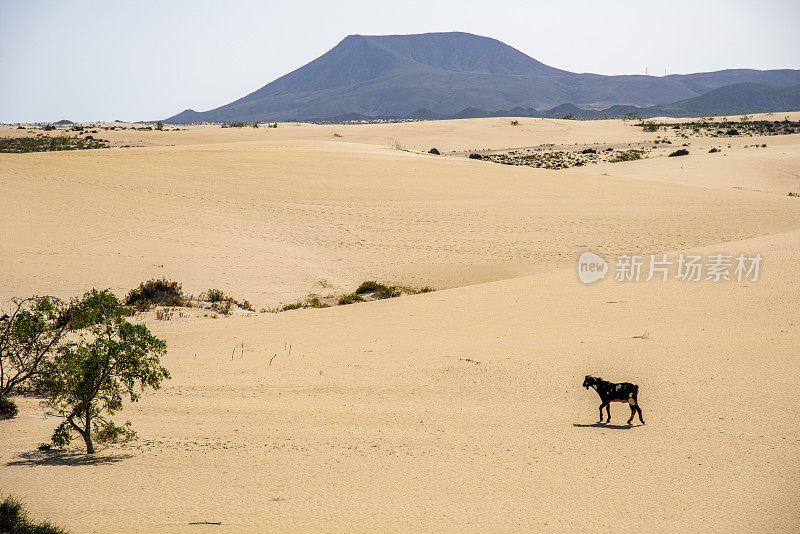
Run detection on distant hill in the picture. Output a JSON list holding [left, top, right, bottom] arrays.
[[434, 84, 800, 120], [165, 32, 800, 123], [651, 82, 800, 117]]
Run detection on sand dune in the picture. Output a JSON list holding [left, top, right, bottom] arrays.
[[1, 117, 799, 532]]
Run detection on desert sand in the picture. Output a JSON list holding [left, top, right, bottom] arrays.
[[1, 117, 799, 532]]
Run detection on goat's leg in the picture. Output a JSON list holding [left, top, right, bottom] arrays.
[[627, 403, 637, 425], [598, 403, 606, 423], [636, 404, 645, 425], [605, 403, 611, 423]]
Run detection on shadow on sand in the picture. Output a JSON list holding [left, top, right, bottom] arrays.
[[6, 449, 133, 467], [573, 422, 643, 430]]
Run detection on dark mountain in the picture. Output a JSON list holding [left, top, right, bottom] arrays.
[[165, 32, 800, 123], [452, 84, 800, 120], [650, 82, 800, 116]]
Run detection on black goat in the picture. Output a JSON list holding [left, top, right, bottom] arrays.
[[583, 375, 644, 425]]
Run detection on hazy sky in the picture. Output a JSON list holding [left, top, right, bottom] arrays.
[[1, 0, 798, 123]]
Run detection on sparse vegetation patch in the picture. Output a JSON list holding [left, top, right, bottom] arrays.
[[0, 135, 109, 153], [608, 149, 644, 163], [125, 278, 187, 308]]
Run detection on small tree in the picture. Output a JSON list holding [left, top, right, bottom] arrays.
[[40, 289, 169, 453], [0, 296, 75, 399], [155, 121, 164, 130]]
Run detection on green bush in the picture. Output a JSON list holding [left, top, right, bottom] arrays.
[[0, 396, 18, 419], [203, 289, 226, 303], [200, 289, 253, 312], [280, 296, 329, 311], [305, 297, 329, 308], [0, 495, 67, 534], [355, 281, 400, 299], [608, 149, 644, 163], [641, 122, 659, 132], [337, 293, 365, 305], [125, 278, 186, 307], [212, 300, 232, 316]]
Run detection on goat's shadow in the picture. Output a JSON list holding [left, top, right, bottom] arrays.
[[6, 449, 133, 467], [573, 422, 643, 430]]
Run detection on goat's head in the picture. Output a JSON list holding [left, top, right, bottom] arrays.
[[583, 375, 597, 389]]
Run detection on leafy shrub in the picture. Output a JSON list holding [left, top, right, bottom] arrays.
[[305, 297, 329, 308], [212, 300, 232, 316], [355, 281, 382, 294], [641, 122, 659, 132], [668, 149, 689, 157], [43, 124, 56, 131], [468, 153, 484, 159], [608, 149, 644, 163], [203, 289, 225, 303], [338, 293, 365, 305], [155, 121, 164, 130], [125, 278, 186, 307], [280, 296, 329, 311], [428, 148, 440, 155], [200, 289, 253, 312], [709, 148, 720, 153], [95, 420, 136, 443], [355, 281, 400, 299], [0, 396, 18, 420], [0, 495, 67, 534], [510, 120, 519, 126]]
